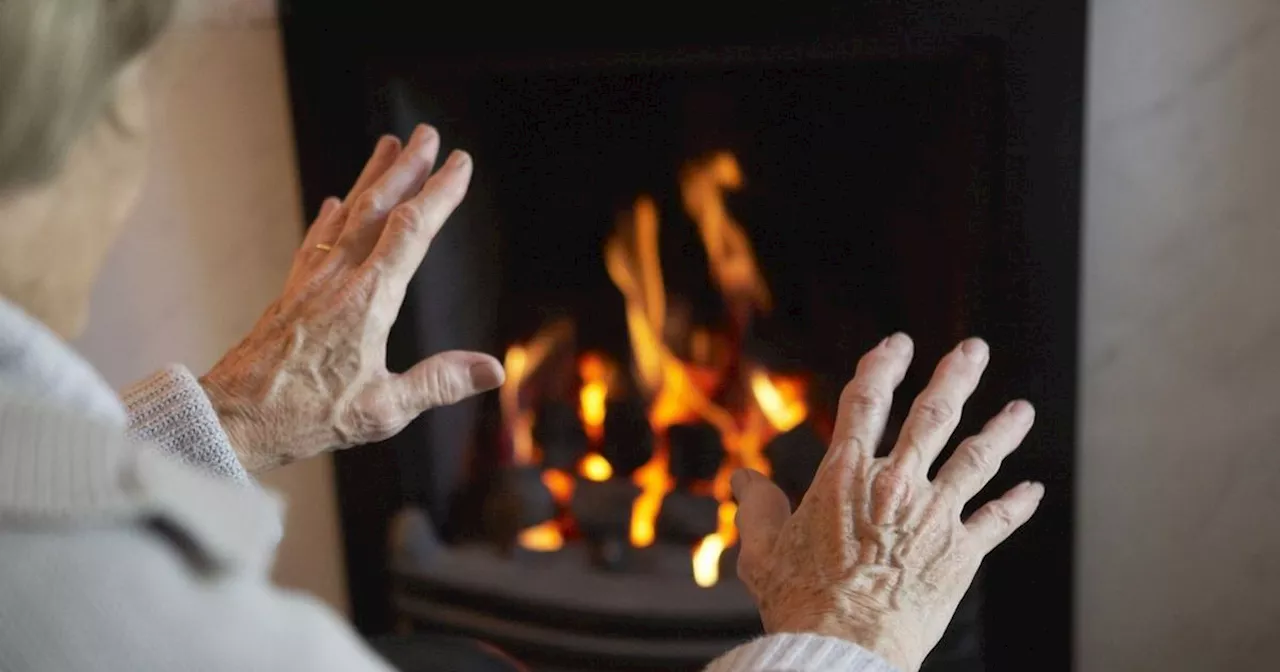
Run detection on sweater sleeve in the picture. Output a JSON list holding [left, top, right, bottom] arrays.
[[704, 634, 899, 672], [120, 365, 249, 485]]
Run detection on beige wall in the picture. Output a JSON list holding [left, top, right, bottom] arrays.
[[1079, 0, 1280, 669], [75, 12, 349, 614]]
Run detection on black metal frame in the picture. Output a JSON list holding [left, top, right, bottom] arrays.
[[279, 3, 1084, 670]]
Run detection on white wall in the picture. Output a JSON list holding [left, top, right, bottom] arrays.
[[76, 10, 349, 614], [1079, 0, 1280, 669]]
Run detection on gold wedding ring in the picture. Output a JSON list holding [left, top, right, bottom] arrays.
[[315, 243, 333, 252]]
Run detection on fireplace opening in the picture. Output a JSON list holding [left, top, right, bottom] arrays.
[[282, 4, 1082, 671], [382, 49, 998, 671]]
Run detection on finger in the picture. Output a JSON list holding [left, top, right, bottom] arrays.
[[890, 338, 989, 477], [731, 468, 790, 585], [391, 350, 504, 417], [827, 333, 914, 463], [338, 124, 441, 258], [933, 400, 1035, 503], [965, 480, 1044, 551], [363, 149, 473, 289], [345, 134, 404, 203], [299, 196, 343, 250]]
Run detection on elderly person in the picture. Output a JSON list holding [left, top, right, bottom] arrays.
[[0, 1, 1045, 671]]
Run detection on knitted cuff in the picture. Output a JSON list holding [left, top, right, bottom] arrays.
[[121, 365, 249, 485], [703, 633, 899, 672]]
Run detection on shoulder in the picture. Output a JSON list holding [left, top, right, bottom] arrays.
[[0, 398, 386, 670]]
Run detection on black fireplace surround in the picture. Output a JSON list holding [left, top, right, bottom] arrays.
[[280, 3, 1083, 671]]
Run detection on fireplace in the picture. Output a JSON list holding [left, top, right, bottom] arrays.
[[281, 3, 1083, 671]]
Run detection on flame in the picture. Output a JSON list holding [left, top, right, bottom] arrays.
[[501, 319, 574, 465], [518, 521, 564, 552], [680, 152, 771, 316], [579, 453, 614, 482], [750, 371, 809, 433], [692, 533, 726, 588], [507, 152, 816, 581], [541, 468, 575, 504], [578, 353, 611, 442], [629, 454, 671, 547]]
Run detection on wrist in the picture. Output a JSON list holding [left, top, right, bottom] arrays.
[[767, 609, 921, 672], [197, 376, 269, 473]]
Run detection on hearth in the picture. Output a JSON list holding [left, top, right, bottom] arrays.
[[281, 3, 1083, 671]]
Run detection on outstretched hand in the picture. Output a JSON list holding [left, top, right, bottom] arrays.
[[732, 334, 1042, 671], [200, 124, 504, 472]]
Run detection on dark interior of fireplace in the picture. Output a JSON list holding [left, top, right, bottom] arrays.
[[281, 2, 1084, 671]]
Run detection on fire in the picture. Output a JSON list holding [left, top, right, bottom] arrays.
[[500, 319, 574, 465], [579, 453, 613, 482], [541, 468, 575, 504], [692, 534, 726, 588], [691, 500, 739, 587], [750, 371, 808, 433], [518, 521, 564, 552], [578, 353, 611, 442], [503, 151, 815, 586]]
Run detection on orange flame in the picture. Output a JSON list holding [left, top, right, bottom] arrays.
[[501, 319, 574, 465], [510, 152, 813, 580], [541, 468, 575, 505], [578, 353, 612, 442], [518, 521, 564, 552], [750, 371, 809, 433], [680, 152, 771, 315], [579, 453, 614, 482]]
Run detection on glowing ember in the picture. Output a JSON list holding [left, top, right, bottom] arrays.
[[502, 152, 817, 584], [579, 453, 614, 482], [541, 468, 575, 505], [518, 521, 564, 552]]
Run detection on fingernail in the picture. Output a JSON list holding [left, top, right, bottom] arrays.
[[1004, 399, 1029, 415], [408, 124, 428, 145], [468, 360, 504, 391], [960, 338, 989, 362], [730, 468, 750, 495], [1021, 480, 1046, 500], [375, 135, 394, 151], [884, 332, 911, 351], [449, 150, 471, 168]]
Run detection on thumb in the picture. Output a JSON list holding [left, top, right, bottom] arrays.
[[731, 468, 790, 581], [394, 350, 505, 414]]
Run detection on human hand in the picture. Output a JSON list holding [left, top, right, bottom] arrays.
[[199, 125, 504, 473], [731, 334, 1042, 671]]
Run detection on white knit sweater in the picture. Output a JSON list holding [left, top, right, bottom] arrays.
[[0, 297, 894, 672]]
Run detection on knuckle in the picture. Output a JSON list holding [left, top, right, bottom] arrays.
[[871, 467, 912, 507], [913, 396, 956, 428], [986, 501, 1018, 528], [956, 441, 997, 475], [354, 189, 387, 217], [388, 203, 424, 233], [350, 402, 402, 442], [840, 381, 888, 416], [427, 365, 465, 408]]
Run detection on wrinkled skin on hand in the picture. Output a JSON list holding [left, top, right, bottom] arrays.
[[731, 334, 1043, 671], [200, 125, 504, 473]]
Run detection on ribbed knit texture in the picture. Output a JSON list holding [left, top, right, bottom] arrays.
[[120, 365, 249, 484], [0, 394, 142, 521], [704, 633, 899, 671]]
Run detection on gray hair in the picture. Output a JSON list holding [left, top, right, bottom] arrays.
[[0, 0, 173, 194]]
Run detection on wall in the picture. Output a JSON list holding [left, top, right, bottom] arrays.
[[75, 5, 349, 614], [1079, 0, 1280, 669]]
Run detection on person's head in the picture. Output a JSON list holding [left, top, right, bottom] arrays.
[[0, 0, 173, 337]]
